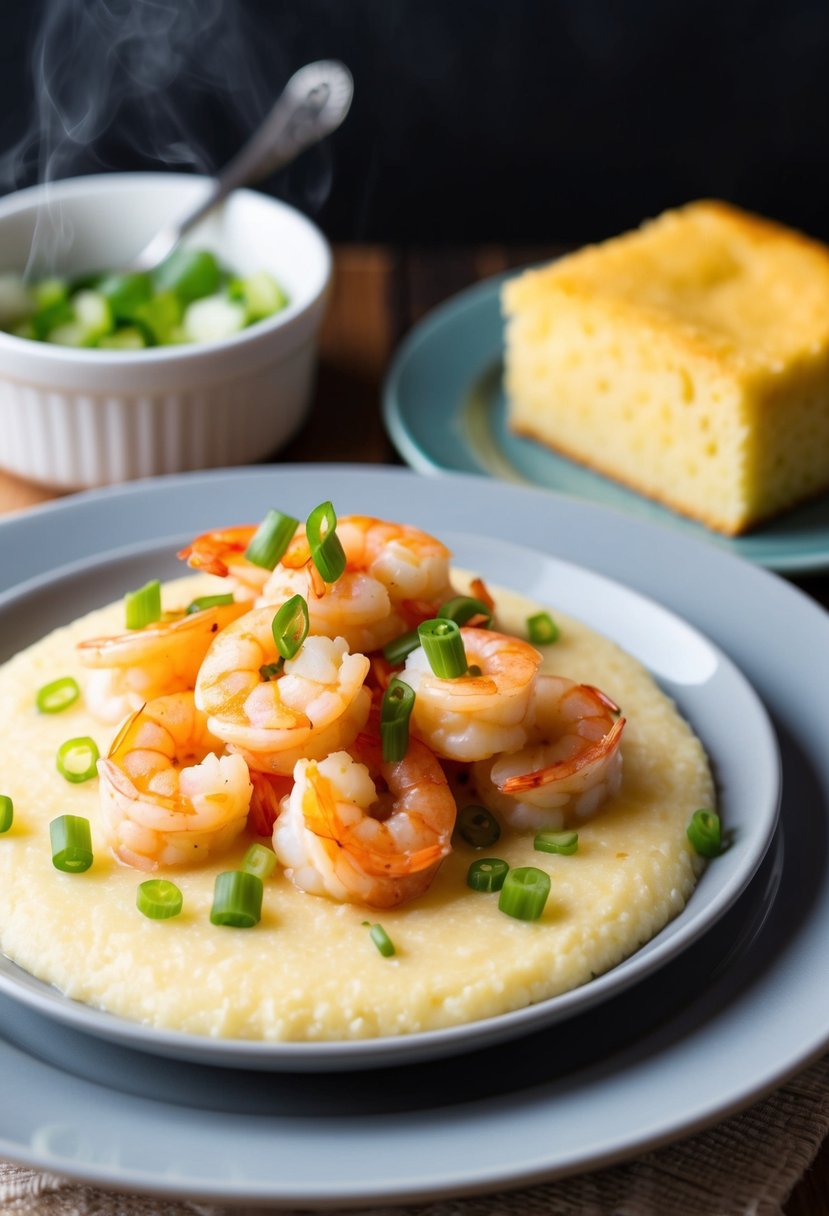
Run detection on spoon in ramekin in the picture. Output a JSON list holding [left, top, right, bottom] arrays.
[[128, 59, 353, 274]]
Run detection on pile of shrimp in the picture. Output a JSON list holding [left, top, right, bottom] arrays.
[[77, 511, 626, 909]]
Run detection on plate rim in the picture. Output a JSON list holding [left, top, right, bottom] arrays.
[[0, 527, 781, 1072], [0, 464, 826, 1206]]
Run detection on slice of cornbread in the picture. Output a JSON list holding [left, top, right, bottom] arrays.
[[503, 200, 829, 534]]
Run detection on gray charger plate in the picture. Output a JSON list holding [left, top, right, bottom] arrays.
[[0, 529, 779, 1070], [0, 465, 826, 1208]]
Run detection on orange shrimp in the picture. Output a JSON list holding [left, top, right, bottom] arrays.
[[473, 676, 626, 830], [403, 628, 542, 760], [178, 526, 271, 599], [258, 515, 456, 653], [97, 692, 252, 871], [273, 734, 457, 909]]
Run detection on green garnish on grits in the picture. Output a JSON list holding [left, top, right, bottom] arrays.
[[527, 611, 559, 645], [456, 804, 501, 849], [50, 814, 93, 873], [418, 618, 468, 679], [125, 579, 162, 630], [36, 676, 80, 714], [136, 879, 183, 920], [686, 808, 722, 857], [498, 866, 551, 921], [467, 857, 509, 892], [210, 870, 263, 928], [56, 736, 100, 783], [534, 830, 579, 856], [242, 842, 278, 881], [368, 923, 396, 957], [0, 795, 13, 833]]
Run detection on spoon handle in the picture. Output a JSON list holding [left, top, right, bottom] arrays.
[[133, 60, 353, 272]]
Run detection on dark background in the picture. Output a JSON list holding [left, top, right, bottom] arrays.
[[2, 0, 829, 247]]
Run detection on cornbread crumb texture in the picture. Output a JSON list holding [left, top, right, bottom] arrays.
[[0, 576, 713, 1041], [503, 200, 829, 534]]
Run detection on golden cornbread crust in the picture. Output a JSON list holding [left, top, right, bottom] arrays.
[[503, 200, 829, 534]]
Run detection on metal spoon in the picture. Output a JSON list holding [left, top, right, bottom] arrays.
[[129, 59, 353, 273]]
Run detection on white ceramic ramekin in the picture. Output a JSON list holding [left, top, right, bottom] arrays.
[[0, 173, 332, 488]]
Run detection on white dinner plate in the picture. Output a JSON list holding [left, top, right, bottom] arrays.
[[0, 464, 826, 1209], [0, 529, 779, 1071]]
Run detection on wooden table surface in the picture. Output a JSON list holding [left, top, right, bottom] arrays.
[[0, 244, 827, 1213]]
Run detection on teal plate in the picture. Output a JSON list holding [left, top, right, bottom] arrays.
[[383, 273, 829, 573]]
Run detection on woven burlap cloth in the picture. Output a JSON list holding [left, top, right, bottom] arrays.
[[2, 1052, 827, 1216]]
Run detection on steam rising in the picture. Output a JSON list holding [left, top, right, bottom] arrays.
[[2, 0, 282, 188], [1, 0, 332, 270]]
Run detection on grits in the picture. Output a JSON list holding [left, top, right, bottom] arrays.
[[0, 573, 714, 1041]]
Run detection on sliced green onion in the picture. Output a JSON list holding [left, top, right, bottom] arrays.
[[259, 661, 284, 681], [244, 509, 299, 570], [153, 248, 221, 303], [438, 596, 493, 628], [56, 736, 100, 784], [210, 870, 263, 927], [185, 592, 235, 614], [527, 611, 559, 645], [125, 579, 162, 630], [50, 814, 93, 873], [97, 270, 153, 320], [534, 830, 579, 856], [382, 628, 421, 666], [687, 808, 722, 857], [418, 618, 468, 679], [368, 923, 396, 957], [380, 678, 415, 762], [456, 804, 501, 848], [242, 842, 278, 880], [0, 795, 12, 833], [134, 289, 183, 344], [467, 857, 509, 892], [36, 676, 80, 714], [498, 866, 551, 921], [306, 501, 347, 583], [136, 878, 183, 920], [234, 269, 289, 321], [272, 594, 309, 660]]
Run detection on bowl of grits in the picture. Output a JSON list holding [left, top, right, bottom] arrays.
[[0, 172, 331, 488], [0, 510, 781, 1069]]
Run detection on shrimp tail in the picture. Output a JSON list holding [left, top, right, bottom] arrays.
[[304, 765, 449, 878], [583, 684, 622, 716], [500, 716, 626, 793], [248, 771, 293, 836]]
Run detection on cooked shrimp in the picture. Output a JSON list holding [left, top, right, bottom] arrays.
[[194, 606, 371, 775], [78, 601, 247, 724], [472, 675, 626, 830], [259, 515, 455, 653], [403, 628, 542, 761], [248, 770, 293, 836], [273, 734, 456, 908], [97, 692, 252, 871], [178, 526, 271, 600]]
